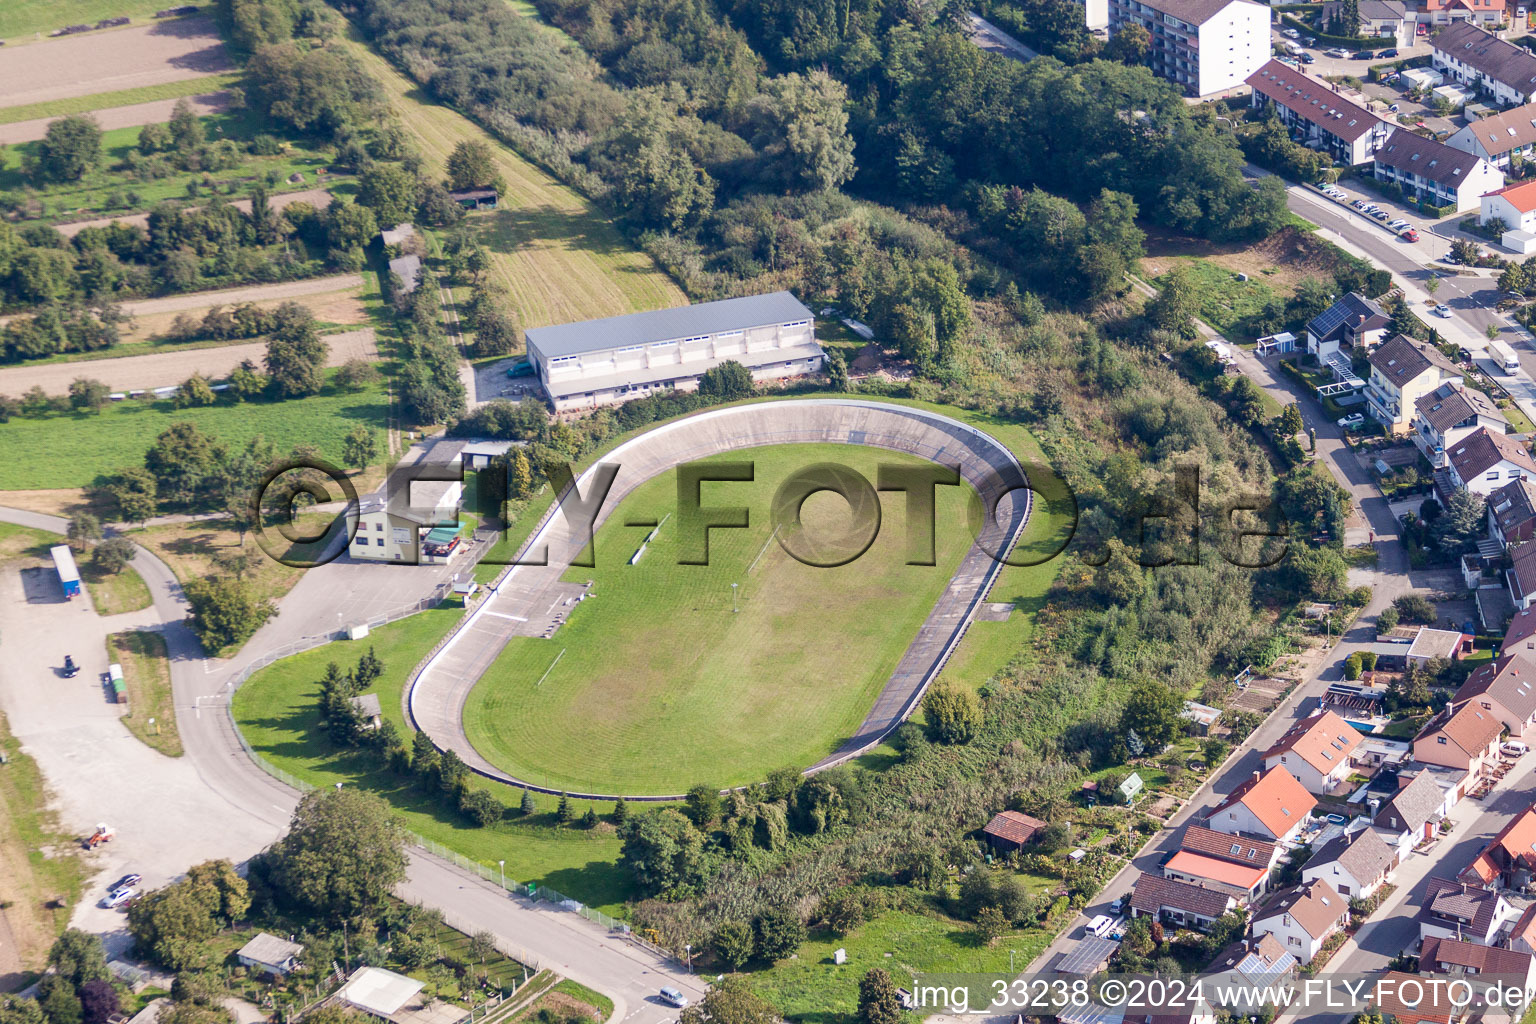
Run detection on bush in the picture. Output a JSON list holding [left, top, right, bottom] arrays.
[[459, 790, 503, 826], [1344, 653, 1363, 680], [91, 536, 136, 574]]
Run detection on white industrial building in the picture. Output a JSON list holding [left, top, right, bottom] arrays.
[[525, 292, 825, 412]]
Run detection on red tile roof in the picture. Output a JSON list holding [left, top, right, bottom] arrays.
[[1180, 824, 1278, 866], [981, 810, 1045, 845], [1484, 178, 1536, 214], [1210, 767, 1317, 839], [1262, 710, 1362, 777]]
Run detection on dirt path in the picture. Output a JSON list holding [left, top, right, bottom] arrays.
[[0, 17, 232, 107], [54, 187, 335, 238], [0, 91, 231, 145], [0, 328, 378, 394], [116, 272, 363, 317]]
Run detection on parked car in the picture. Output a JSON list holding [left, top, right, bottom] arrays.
[[1379, 48, 1399, 57], [1338, 413, 1365, 430], [1087, 915, 1115, 937], [1388, 103, 1401, 112], [660, 989, 689, 1009], [108, 873, 142, 891], [1301, 52, 1317, 63], [1110, 896, 1125, 914], [1503, 741, 1530, 757], [1352, 199, 1367, 209], [1283, 27, 1300, 38], [1402, 228, 1419, 241], [100, 887, 136, 909], [1435, 304, 1453, 318], [1373, 210, 1390, 220], [1327, 47, 1349, 58], [1353, 50, 1376, 59], [1388, 219, 1408, 230]]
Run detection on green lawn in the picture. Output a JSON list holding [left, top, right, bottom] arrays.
[[83, 560, 151, 614], [0, 73, 242, 125], [0, 0, 202, 39], [752, 910, 1050, 1023], [108, 630, 181, 756], [1153, 259, 1282, 342], [462, 443, 976, 796], [0, 373, 388, 490], [230, 605, 636, 913]]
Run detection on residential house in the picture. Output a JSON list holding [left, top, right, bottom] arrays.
[[1163, 846, 1271, 904], [1434, 23, 1536, 104], [1409, 627, 1472, 668], [1373, 970, 1468, 1024], [1507, 902, 1536, 954], [1251, 880, 1350, 964], [1422, 935, 1536, 989], [1205, 934, 1298, 986], [1374, 130, 1505, 213], [1128, 873, 1237, 932], [1260, 709, 1363, 795], [981, 810, 1047, 854], [1423, 0, 1507, 25], [1421, 877, 1516, 945], [1321, 0, 1410, 43], [236, 933, 303, 977], [387, 254, 422, 295], [1462, 803, 1536, 888], [1413, 381, 1509, 469], [1366, 334, 1464, 434], [1482, 177, 1536, 235], [1489, 478, 1536, 548], [1179, 824, 1282, 871], [1246, 61, 1395, 166], [1412, 700, 1504, 772], [1304, 291, 1391, 362], [1455, 108, 1536, 175], [1446, 427, 1536, 497], [1301, 826, 1398, 898], [351, 475, 463, 565], [1207, 767, 1317, 844], [1511, 541, 1536, 610], [1108, 0, 1271, 97], [1455, 651, 1536, 737], [1374, 770, 1450, 852]]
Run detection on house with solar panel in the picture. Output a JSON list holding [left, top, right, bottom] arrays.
[[1206, 934, 1298, 988], [524, 292, 825, 412], [1303, 293, 1388, 399]]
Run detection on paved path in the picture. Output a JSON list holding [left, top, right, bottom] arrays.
[[967, 11, 1039, 61], [407, 399, 1032, 800]]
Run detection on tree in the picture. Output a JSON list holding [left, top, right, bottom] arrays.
[[48, 930, 109, 988], [1434, 488, 1485, 555], [184, 577, 274, 653], [1377, 605, 1400, 632], [177, 374, 217, 408], [335, 360, 381, 391], [342, 425, 378, 471], [459, 790, 503, 827], [520, 789, 537, 816], [1501, 262, 1529, 296], [35, 115, 102, 183], [1146, 266, 1198, 340], [1104, 22, 1150, 63], [509, 449, 534, 501], [109, 466, 158, 524], [358, 163, 419, 226], [827, 351, 848, 391], [37, 977, 80, 1024], [67, 513, 102, 552], [267, 788, 407, 923], [684, 783, 721, 828], [446, 140, 500, 192], [76, 983, 117, 1024], [579, 806, 598, 828], [921, 682, 982, 744], [127, 861, 248, 970], [265, 314, 328, 398], [68, 378, 110, 413], [744, 72, 856, 192], [612, 796, 628, 824], [754, 908, 806, 962], [168, 99, 205, 153], [1426, 275, 1441, 297], [92, 536, 137, 575], [973, 905, 1007, 945], [145, 421, 223, 505], [557, 791, 574, 825], [698, 361, 754, 401], [1119, 680, 1182, 754], [678, 977, 778, 1024], [857, 969, 903, 1024], [139, 122, 172, 154], [1280, 404, 1304, 437], [712, 920, 755, 969], [618, 808, 707, 896]]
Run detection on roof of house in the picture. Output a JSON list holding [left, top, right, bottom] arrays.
[[1415, 381, 1507, 435], [1492, 478, 1536, 544], [1373, 970, 1459, 1024], [1423, 876, 1508, 936], [1376, 770, 1447, 833], [448, 188, 498, 200], [1409, 627, 1467, 662], [1484, 175, 1536, 211], [1209, 767, 1317, 838], [1307, 825, 1396, 884], [525, 291, 814, 360], [1462, 804, 1536, 884], [1456, 650, 1536, 723], [1180, 824, 1278, 866], [1448, 426, 1536, 481], [1422, 935, 1535, 976], [337, 967, 425, 1017], [350, 693, 383, 719], [1434, 22, 1536, 94], [1207, 934, 1298, 981], [1369, 334, 1460, 388], [1126, 0, 1265, 25], [1512, 541, 1536, 603], [1253, 879, 1348, 939], [237, 933, 303, 966], [1511, 901, 1536, 948], [388, 254, 422, 292], [1129, 873, 1236, 919], [982, 810, 1046, 845], [1376, 130, 1495, 190], [1416, 699, 1504, 758], [1322, 0, 1408, 20], [1246, 61, 1388, 144], [1306, 292, 1390, 343], [379, 223, 415, 247], [1165, 850, 1269, 890], [1261, 709, 1362, 776]]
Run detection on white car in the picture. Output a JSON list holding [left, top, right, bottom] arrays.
[[1434, 304, 1453, 318], [1087, 914, 1115, 937], [1283, 27, 1300, 38], [100, 886, 136, 909], [1388, 219, 1409, 230], [1338, 413, 1365, 430], [659, 988, 689, 1009]]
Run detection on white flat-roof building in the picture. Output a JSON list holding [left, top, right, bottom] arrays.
[[525, 292, 824, 412]]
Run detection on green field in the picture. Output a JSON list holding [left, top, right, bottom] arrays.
[[108, 630, 181, 757], [1152, 259, 1282, 342], [0, 73, 241, 125], [230, 606, 635, 913], [0, 372, 388, 490], [0, 0, 201, 40], [83, 560, 152, 614], [462, 443, 977, 796]]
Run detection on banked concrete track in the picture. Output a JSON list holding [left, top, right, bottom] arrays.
[[406, 399, 1033, 799]]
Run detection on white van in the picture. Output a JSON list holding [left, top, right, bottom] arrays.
[[1087, 914, 1115, 937], [1504, 741, 1530, 757]]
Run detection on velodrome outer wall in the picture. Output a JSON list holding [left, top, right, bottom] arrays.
[[404, 398, 1034, 800]]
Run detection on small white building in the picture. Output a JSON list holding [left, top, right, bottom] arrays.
[[1402, 66, 1447, 91], [351, 477, 464, 565], [1207, 767, 1317, 844], [236, 933, 303, 977], [1446, 426, 1536, 497], [1433, 82, 1478, 109], [1251, 880, 1350, 964], [336, 967, 426, 1020]]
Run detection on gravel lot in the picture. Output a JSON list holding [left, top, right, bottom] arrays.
[[0, 16, 232, 108]]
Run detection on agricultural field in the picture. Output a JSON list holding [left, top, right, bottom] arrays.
[[0, 1, 202, 41], [337, 32, 687, 329], [0, 16, 231, 108], [0, 84, 234, 142], [0, 369, 389, 490], [230, 605, 636, 913], [462, 443, 977, 796]]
